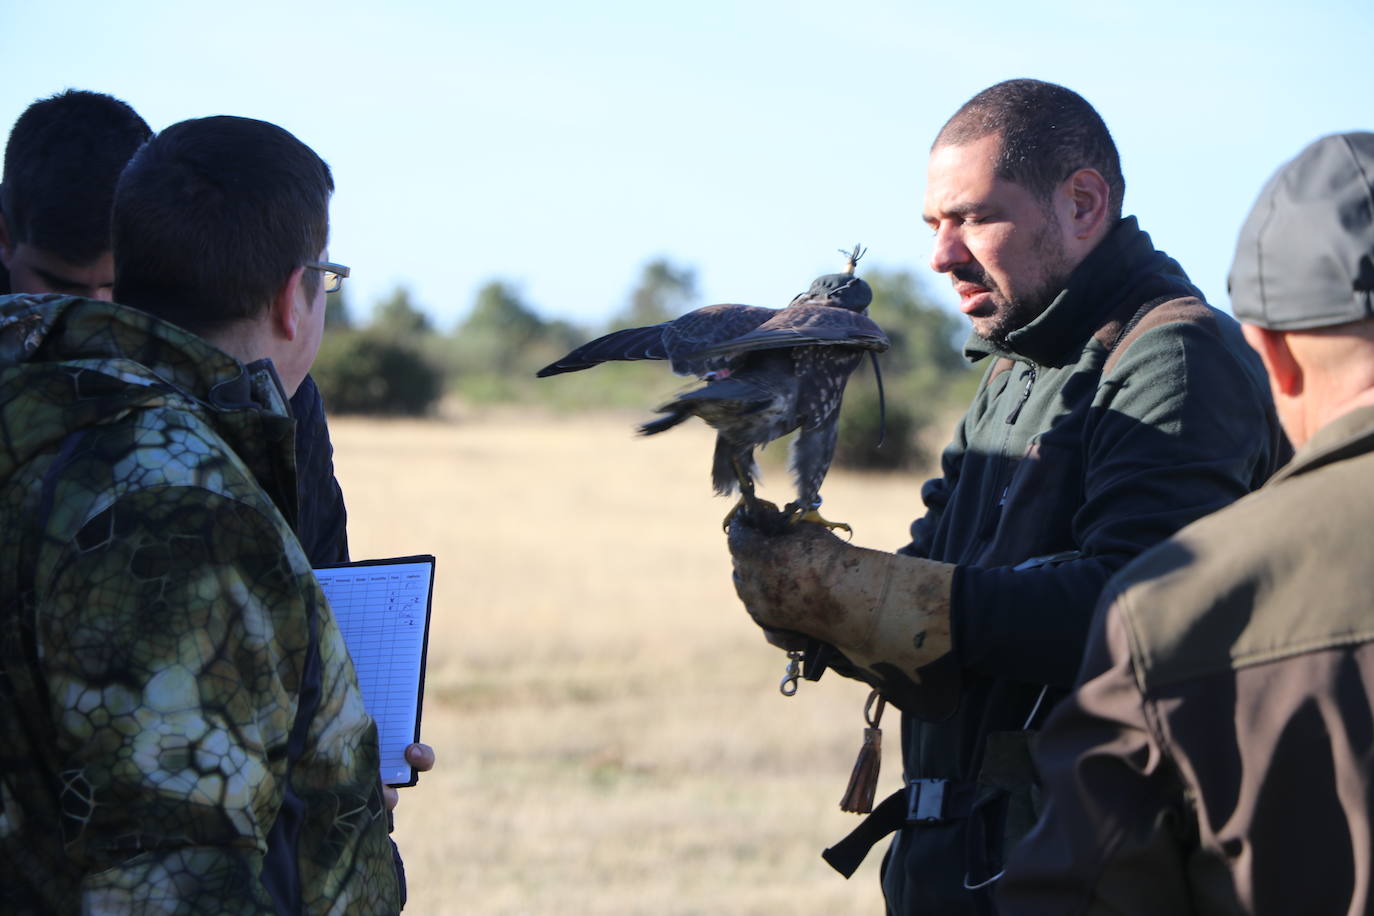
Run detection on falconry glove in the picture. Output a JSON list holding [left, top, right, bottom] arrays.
[[728, 518, 959, 715]]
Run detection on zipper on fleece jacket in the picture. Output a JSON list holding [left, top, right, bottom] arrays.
[[1004, 365, 1037, 426]]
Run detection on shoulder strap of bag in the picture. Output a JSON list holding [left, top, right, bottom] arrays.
[[1095, 295, 1215, 377]]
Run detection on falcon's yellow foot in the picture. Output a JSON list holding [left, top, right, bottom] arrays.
[[786, 503, 853, 538]]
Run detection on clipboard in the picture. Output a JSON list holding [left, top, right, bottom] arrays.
[[315, 555, 436, 787]]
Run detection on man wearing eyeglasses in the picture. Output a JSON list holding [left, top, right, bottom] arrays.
[[0, 89, 359, 575], [0, 115, 401, 913]]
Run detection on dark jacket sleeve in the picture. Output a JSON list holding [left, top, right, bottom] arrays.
[[995, 598, 1196, 915], [290, 374, 350, 566], [953, 321, 1280, 688]]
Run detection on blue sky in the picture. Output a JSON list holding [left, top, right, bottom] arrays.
[[2, 0, 1370, 330]]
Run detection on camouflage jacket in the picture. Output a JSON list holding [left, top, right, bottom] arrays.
[[0, 296, 400, 914]]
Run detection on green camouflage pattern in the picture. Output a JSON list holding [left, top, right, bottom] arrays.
[[0, 295, 400, 914]]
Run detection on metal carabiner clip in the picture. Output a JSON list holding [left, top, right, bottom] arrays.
[[779, 650, 804, 696]]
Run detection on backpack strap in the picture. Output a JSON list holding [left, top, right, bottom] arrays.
[[989, 293, 1213, 386], [1094, 295, 1216, 377]]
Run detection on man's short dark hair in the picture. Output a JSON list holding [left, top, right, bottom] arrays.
[[0, 90, 151, 263], [935, 79, 1125, 221], [112, 116, 334, 336]]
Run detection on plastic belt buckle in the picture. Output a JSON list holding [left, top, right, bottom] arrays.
[[801, 639, 833, 682], [905, 777, 949, 825]]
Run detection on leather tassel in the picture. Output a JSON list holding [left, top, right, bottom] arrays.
[[839, 691, 886, 814]]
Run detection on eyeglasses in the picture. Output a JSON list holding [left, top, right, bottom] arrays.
[[305, 260, 350, 294]]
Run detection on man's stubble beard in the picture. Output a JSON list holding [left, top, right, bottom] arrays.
[[968, 217, 1075, 352]]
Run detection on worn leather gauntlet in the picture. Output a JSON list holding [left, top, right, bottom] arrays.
[[729, 518, 961, 717]]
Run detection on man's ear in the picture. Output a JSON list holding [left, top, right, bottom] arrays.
[[1243, 324, 1303, 397], [1062, 168, 1110, 242], [269, 265, 308, 341]]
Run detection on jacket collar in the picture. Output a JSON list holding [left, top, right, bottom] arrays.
[[963, 217, 1198, 368], [0, 293, 292, 418], [1270, 405, 1374, 485], [0, 294, 299, 525]]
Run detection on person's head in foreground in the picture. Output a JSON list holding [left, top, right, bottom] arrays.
[[1229, 131, 1374, 447], [0, 89, 150, 299], [112, 114, 340, 395]]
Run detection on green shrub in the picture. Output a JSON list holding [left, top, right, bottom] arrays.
[[835, 382, 926, 471], [312, 329, 445, 415]]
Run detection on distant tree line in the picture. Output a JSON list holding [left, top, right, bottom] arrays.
[[311, 258, 978, 471]]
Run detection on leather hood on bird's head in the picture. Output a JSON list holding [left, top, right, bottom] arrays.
[[795, 272, 873, 312]]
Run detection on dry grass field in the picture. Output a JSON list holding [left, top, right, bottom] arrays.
[[331, 408, 932, 915]]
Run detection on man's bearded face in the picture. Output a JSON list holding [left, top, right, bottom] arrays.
[[947, 216, 1074, 350], [923, 134, 1080, 351]]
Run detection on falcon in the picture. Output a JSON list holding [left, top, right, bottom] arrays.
[[537, 247, 889, 531]]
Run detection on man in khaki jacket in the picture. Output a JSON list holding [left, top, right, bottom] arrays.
[[997, 131, 1374, 914]]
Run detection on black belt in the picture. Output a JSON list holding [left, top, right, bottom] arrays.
[[821, 777, 976, 878]]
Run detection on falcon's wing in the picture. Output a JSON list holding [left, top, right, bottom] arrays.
[[535, 324, 670, 377], [536, 303, 778, 378], [685, 306, 889, 360], [661, 303, 776, 376]]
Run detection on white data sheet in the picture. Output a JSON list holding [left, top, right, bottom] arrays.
[[315, 556, 435, 787]]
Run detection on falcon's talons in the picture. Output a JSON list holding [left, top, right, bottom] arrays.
[[724, 455, 770, 531], [784, 500, 853, 538], [722, 497, 748, 532]]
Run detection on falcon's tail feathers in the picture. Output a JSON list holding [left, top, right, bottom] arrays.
[[638, 406, 693, 436], [536, 324, 669, 377], [667, 376, 771, 407]]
